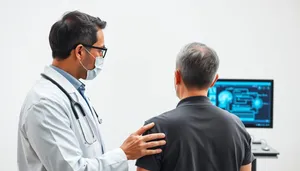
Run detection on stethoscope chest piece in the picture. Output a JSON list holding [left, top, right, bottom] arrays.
[[98, 118, 102, 124]]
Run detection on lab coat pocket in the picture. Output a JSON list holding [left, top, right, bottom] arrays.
[[77, 117, 97, 146]]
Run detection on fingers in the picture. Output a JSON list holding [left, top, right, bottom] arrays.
[[143, 140, 166, 149], [142, 133, 165, 142], [144, 149, 163, 156], [134, 122, 155, 135]]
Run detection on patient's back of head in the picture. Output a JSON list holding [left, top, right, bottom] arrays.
[[175, 42, 219, 92], [136, 42, 254, 171]]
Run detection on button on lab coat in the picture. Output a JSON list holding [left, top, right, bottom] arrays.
[[17, 66, 128, 171]]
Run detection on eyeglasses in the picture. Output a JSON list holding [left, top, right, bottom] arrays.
[[82, 44, 107, 58], [73, 43, 107, 58]]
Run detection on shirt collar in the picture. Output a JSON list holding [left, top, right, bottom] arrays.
[[176, 96, 212, 108], [50, 65, 85, 91]]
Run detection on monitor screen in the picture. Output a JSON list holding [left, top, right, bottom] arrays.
[[208, 79, 274, 128]]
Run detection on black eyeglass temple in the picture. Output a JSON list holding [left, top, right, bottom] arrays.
[[73, 43, 107, 50]]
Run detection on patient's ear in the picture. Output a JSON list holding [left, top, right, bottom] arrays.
[[175, 70, 181, 85], [210, 74, 219, 87]]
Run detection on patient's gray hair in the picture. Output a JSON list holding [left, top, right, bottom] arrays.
[[176, 42, 219, 89]]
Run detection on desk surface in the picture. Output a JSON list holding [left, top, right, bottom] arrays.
[[251, 144, 279, 157]]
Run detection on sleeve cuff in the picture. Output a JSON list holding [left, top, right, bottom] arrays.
[[242, 152, 255, 165], [99, 148, 128, 165]]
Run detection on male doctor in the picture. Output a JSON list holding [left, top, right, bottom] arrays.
[[17, 11, 166, 171]]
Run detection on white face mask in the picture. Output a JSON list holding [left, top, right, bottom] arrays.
[[80, 49, 104, 80]]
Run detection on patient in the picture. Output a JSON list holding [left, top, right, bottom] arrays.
[[136, 42, 254, 171]]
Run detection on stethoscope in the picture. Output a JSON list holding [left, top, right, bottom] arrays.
[[41, 73, 102, 145]]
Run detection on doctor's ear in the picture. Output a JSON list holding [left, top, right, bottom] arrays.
[[74, 44, 84, 59]]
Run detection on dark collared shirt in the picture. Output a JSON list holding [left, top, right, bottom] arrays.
[[136, 96, 254, 171]]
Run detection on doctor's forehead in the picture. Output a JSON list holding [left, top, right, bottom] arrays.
[[94, 29, 105, 47]]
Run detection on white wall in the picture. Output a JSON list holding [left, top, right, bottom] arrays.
[[0, 0, 299, 170]]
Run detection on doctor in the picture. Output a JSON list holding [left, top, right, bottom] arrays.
[[17, 11, 166, 171]]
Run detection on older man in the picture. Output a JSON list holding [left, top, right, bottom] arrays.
[[136, 42, 254, 171]]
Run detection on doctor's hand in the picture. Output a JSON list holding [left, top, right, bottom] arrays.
[[120, 122, 166, 160]]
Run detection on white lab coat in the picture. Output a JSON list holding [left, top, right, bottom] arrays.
[[17, 66, 128, 171]]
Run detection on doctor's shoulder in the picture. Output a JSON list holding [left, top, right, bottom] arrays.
[[21, 78, 70, 115]]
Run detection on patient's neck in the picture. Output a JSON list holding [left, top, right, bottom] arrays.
[[180, 88, 208, 100]]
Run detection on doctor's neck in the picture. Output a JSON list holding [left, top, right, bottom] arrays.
[[52, 58, 81, 80]]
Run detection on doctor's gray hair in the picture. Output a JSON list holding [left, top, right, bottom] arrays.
[[176, 42, 220, 89], [49, 11, 107, 59]]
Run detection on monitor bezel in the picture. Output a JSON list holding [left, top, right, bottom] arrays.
[[211, 78, 274, 128]]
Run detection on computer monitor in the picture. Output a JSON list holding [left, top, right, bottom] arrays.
[[208, 79, 274, 128]]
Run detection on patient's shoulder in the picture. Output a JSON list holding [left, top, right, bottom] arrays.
[[144, 108, 180, 132]]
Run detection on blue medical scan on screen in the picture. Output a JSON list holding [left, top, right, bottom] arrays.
[[208, 79, 274, 128]]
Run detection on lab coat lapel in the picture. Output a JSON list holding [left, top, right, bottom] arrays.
[[43, 66, 97, 131], [71, 92, 97, 126], [43, 66, 103, 153]]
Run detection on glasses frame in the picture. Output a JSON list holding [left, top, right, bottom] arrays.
[[73, 43, 108, 58]]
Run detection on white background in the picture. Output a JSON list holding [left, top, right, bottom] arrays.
[[0, 0, 299, 170]]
